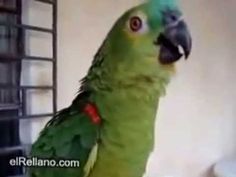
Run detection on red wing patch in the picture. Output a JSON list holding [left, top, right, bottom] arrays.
[[83, 103, 101, 125]]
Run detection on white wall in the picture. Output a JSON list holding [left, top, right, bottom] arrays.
[[26, 0, 236, 177]]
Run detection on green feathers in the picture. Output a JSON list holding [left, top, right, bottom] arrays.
[[29, 106, 101, 177], [146, 0, 179, 29], [148, 0, 179, 9]]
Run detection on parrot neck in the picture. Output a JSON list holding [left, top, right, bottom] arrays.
[[81, 50, 173, 177], [87, 75, 169, 177]]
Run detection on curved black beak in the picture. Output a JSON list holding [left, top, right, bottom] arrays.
[[155, 10, 192, 64]]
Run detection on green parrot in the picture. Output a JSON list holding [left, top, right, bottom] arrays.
[[30, 0, 192, 177]]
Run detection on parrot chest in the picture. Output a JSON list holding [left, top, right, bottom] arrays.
[[89, 90, 159, 177]]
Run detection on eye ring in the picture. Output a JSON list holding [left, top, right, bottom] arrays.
[[129, 16, 143, 32]]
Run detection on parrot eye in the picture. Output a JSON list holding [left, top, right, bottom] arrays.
[[129, 16, 143, 32]]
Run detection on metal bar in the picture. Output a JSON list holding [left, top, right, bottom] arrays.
[[35, 0, 54, 5], [0, 85, 54, 90], [16, 0, 24, 56], [0, 54, 54, 62], [0, 7, 17, 14], [16, 0, 24, 117], [21, 89, 27, 116], [52, 0, 57, 113], [0, 103, 21, 111], [0, 22, 53, 33], [0, 146, 24, 155], [0, 113, 54, 122], [23, 55, 54, 62]]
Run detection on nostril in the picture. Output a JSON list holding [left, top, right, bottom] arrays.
[[170, 14, 178, 21], [163, 10, 182, 25], [166, 14, 178, 24], [165, 15, 178, 25]]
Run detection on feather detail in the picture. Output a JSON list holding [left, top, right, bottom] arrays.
[[83, 143, 99, 177]]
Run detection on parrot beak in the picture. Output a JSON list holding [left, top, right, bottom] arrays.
[[155, 10, 192, 64]]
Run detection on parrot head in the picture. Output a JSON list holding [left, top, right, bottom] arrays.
[[86, 0, 192, 91], [109, 0, 190, 63], [107, 0, 192, 63]]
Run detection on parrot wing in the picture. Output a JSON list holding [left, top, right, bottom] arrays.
[[29, 94, 101, 177], [30, 38, 107, 177]]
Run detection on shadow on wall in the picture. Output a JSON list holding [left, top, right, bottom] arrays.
[[202, 166, 215, 177]]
